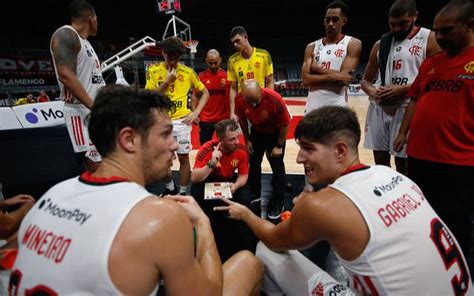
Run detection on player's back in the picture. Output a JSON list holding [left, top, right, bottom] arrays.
[[330, 165, 472, 295], [10, 173, 156, 295]]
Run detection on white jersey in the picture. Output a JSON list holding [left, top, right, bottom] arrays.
[[50, 25, 105, 104], [382, 27, 430, 108], [330, 165, 472, 295], [305, 35, 352, 114], [10, 174, 159, 295]]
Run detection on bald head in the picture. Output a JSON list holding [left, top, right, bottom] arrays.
[[241, 79, 261, 108], [205, 49, 222, 73]]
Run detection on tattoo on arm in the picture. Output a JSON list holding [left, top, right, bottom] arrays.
[[52, 28, 79, 74]]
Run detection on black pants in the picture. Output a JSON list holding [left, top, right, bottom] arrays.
[[408, 157, 474, 255], [248, 128, 287, 202], [191, 180, 258, 261], [199, 121, 216, 146]]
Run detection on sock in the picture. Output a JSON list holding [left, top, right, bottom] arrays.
[[179, 185, 188, 194], [165, 181, 175, 190]]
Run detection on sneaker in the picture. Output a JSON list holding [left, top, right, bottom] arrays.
[[250, 197, 262, 217], [161, 187, 178, 196], [267, 198, 284, 220], [260, 206, 268, 219], [179, 191, 187, 196]]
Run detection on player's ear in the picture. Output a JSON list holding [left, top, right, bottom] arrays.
[[118, 127, 140, 153]]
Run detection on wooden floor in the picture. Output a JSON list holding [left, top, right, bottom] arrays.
[[173, 95, 383, 175]]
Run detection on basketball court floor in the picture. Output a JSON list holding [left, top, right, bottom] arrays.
[[172, 95, 384, 175]]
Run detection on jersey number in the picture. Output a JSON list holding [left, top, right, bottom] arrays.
[[246, 72, 254, 79], [430, 218, 470, 295], [321, 61, 331, 69], [392, 59, 402, 70]]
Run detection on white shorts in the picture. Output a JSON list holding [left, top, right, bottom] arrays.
[[172, 118, 192, 154], [256, 242, 356, 296], [363, 102, 407, 158], [305, 91, 347, 116], [64, 103, 101, 162]]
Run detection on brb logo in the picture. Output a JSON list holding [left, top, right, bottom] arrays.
[[24, 107, 64, 124]]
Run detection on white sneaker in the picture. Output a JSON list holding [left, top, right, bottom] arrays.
[[261, 206, 268, 219]]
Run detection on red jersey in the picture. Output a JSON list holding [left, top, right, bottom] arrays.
[[198, 68, 230, 122], [235, 88, 291, 134], [407, 47, 474, 166], [194, 140, 249, 181]]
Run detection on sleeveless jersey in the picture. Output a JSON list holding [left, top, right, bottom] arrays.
[[227, 47, 273, 91], [329, 165, 472, 295], [382, 27, 430, 108], [306, 35, 352, 111], [50, 25, 105, 104], [10, 174, 159, 295], [145, 62, 204, 120]]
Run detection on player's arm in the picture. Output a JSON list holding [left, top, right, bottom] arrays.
[[51, 28, 94, 109], [191, 87, 209, 118], [0, 197, 34, 239], [427, 31, 442, 57], [360, 41, 381, 98], [232, 174, 248, 193], [340, 37, 362, 75], [265, 74, 274, 90], [191, 151, 214, 184], [145, 198, 222, 295], [184, 76, 209, 125], [191, 89, 199, 111], [393, 97, 417, 152], [301, 43, 351, 88], [229, 82, 238, 120]]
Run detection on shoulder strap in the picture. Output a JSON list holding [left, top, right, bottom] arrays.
[[378, 32, 393, 87]]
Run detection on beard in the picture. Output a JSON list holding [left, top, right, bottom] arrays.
[[393, 22, 414, 41]]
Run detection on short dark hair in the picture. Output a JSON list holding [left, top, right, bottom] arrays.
[[389, 0, 417, 18], [229, 26, 247, 39], [295, 106, 361, 150], [161, 36, 187, 56], [215, 119, 240, 140], [69, 0, 95, 20], [89, 85, 174, 157], [325, 1, 349, 17], [439, 0, 474, 23]]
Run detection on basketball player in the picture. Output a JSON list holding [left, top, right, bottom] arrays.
[[301, 0, 362, 112], [227, 26, 274, 121], [10, 85, 263, 295], [50, 0, 105, 172], [215, 106, 472, 295], [361, 0, 441, 175], [146, 36, 210, 195]]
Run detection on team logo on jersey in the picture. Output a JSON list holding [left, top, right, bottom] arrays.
[[231, 159, 239, 167], [91, 74, 104, 84], [254, 62, 260, 69], [326, 50, 331, 55], [206, 79, 211, 84], [39, 198, 92, 226], [409, 45, 422, 57], [312, 282, 324, 296], [396, 46, 402, 52], [86, 50, 93, 57], [373, 175, 404, 196], [178, 74, 184, 81], [261, 110, 269, 119], [239, 71, 244, 77], [464, 61, 474, 73], [334, 49, 345, 58], [220, 78, 226, 87]]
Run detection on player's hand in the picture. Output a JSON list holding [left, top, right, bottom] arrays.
[[166, 68, 177, 84], [211, 143, 222, 162], [333, 70, 353, 86], [229, 183, 237, 194], [182, 112, 197, 125], [246, 140, 254, 154], [1, 194, 35, 208], [230, 113, 239, 123], [213, 197, 250, 220], [271, 146, 283, 157], [166, 195, 207, 224], [393, 132, 408, 152]]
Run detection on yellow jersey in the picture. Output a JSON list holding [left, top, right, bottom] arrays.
[[145, 62, 205, 120], [226, 47, 273, 91]]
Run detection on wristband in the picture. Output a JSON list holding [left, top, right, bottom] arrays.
[[207, 160, 217, 169]]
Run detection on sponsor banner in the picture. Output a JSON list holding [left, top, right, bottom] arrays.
[[0, 107, 22, 130], [348, 84, 366, 96], [0, 56, 57, 87], [12, 101, 65, 128]]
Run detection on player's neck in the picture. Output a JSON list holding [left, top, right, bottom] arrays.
[[241, 46, 254, 59], [93, 157, 145, 186], [71, 22, 89, 39], [324, 33, 344, 45]]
